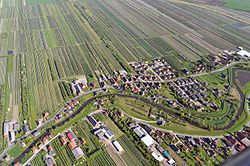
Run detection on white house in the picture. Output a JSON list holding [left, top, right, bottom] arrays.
[[141, 134, 154, 147], [152, 152, 164, 162], [237, 49, 250, 57]]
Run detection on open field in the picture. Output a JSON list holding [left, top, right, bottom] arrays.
[[224, 0, 250, 12], [236, 70, 250, 87], [0, 0, 250, 160], [118, 135, 150, 166], [0, 0, 249, 131], [114, 96, 151, 121]]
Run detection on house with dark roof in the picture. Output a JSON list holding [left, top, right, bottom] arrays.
[[87, 116, 98, 127]]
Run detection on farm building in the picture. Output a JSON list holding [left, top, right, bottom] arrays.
[[237, 49, 250, 57], [141, 134, 154, 147], [32, 130, 40, 137], [13, 123, 20, 132], [48, 146, 56, 156], [112, 140, 124, 152], [87, 116, 98, 127], [23, 124, 30, 133], [143, 125, 153, 134], [8, 131, 15, 143], [72, 147, 84, 159], [133, 126, 147, 138], [104, 130, 114, 140], [94, 126, 114, 140], [119, 70, 127, 75], [71, 76, 88, 95], [71, 83, 82, 96], [151, 152, 164, 162], [94, 129, 105, 140]]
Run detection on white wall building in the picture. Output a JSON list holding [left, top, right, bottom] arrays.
[[237, 49, 250, 57], [112, 140, 124, 152], [141, 134, 154, 147]]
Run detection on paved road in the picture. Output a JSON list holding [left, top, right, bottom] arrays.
[[0, 86, 113, 161], [91, 108, 223, 138], [1, 61, 248, 161], [8, 87, 246, 164], [12, 93, 116, 164]]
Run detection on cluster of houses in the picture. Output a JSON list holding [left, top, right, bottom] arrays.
[[65, 99, 80, 114], [223, 47, 250, 61], [221, 129, 250, 153], [55, 99, 81, 123], [93, 58, 178, 96], [126, 123, 250, 165], [15, 140, 57, 166], [208, 47, 250, 69], [71, 76, 88, 95], [87, 47, 249, 97], [129, 58, 177, 82], [87, 115, 124, 153], [168, 77, 219, 112], [129, 123, 176, 165], [19, 130, 85, 166], [59, 130, 85, 160], [28, 134, 57, 166], [95, 70, 110, 88], [151, 126, 250, 164]]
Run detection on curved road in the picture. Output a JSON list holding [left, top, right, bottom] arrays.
[[2, 61, 249, 162], [0, 86, 113, 161], [9, 86, 247, 164]]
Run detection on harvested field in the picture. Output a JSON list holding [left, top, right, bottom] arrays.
[[236, 71, 250, 87], [0, 0, 249, 131]]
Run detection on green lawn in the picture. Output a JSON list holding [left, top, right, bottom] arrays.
[[114, 97, 153, 121], [224, 0, 250, 11], [242, 82, 250, 94], [8, 144, 23, 158], [26, 0, 53, 5], [118, 135, 150, 166], [198, 71, 228, 90]]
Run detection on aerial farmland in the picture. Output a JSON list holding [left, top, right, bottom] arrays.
[[0, 0, 250, 165]]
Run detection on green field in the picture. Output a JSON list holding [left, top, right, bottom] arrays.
[[224, 0, 250, 11], [118, 136, 150, 166]]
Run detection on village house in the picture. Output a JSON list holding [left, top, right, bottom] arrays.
[[48, 146, 56, 156], [72, 147, 84, 159], [68, 141, 77, 150], [60, 136, 67, 145], [67, 131, 76, 141]]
